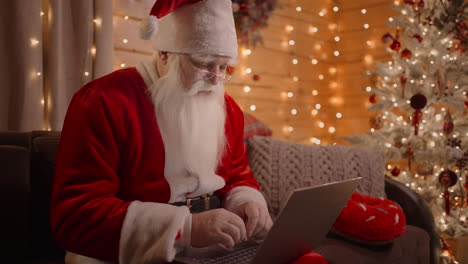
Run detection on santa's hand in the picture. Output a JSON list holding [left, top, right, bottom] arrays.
[[191, 208, 247, 250], [231, 202, 273, 239]]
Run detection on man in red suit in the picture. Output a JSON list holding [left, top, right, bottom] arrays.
[[50, 1, 326, 263]]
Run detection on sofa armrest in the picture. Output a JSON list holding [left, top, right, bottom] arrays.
[[385, 177, 440, 264], [0, 145, 30, 262]]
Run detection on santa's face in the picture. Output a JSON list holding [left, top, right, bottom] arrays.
[[179, 54, 232, 95]]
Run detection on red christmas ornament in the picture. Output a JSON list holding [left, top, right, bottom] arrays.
[[400, 49, 412, 59], [438, 169, 458, 216], [400, 75, 408, 97], [443, 111, 454, 136], [252, 74, 260, 81], [410, 93, 427, 109], [410, 93, 427, 135], [369, 94, 378, 104], [390, 40, 401, 51], [406, 146, 414, 170], [404, 0, 415, 5], [381, 33, 394, 44], [465, 100, 468, 108], [391, 167, 401, 177], [413, 34, 423, 43]]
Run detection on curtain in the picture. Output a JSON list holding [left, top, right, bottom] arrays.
[[0, 0, 113, 131]]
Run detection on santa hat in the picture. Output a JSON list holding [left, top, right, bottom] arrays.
[[140, 0, 238, 58]]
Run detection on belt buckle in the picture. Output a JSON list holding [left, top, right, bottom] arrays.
[[186, 194, 211, 211]]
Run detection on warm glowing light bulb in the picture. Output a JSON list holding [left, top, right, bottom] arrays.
[[243, 86, 251, 93], [365, 86, 372, 92], [296, 6, 302, 12], [361, 9, 367, 14], [292, 59, 298, 65], [388, 17, 394, 22], [84, 71, 90, 76], [30, 38, 39, 46], [287, 92, 294, 98], [329, 67, 337, 74], [124, 16, 129, 20], [318, 74, 324, 80], [93, 18, 102, 26], [333, 6, 339, 12], [291, 109, 298, 115], [312, 90, 318, 96], [319, 9, 326, 16], [41, 11, 45, 16], [328, 23, 337, 30], [363, 24, 369, 29], [120, 63, 126, 68], [90, 46, 97, 56], [36, 72, 42, 77], [242, 49, 252, 55], [311, 109, 318, 116], [41, 98, 45, 105], [285, 25, 294, 32], [334, 36, 340, 42], [329, 81, 338, 89], [123, 39, 129, 44], [334, 51, 340, 56], [328, 127, 336, 133], [314, 44, 322, 50], [336, 113, 342, 118], [293, 76, 299, 82], [309, 26, 318, 33], [315, 104, 321, 110], [318, 121, 325, 128], [250, 105, 256, 111], [245, 68, 252, 74], [289, 40, 295, 46]]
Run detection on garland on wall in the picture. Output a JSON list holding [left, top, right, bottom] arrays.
[[232, 0, 280, 47]]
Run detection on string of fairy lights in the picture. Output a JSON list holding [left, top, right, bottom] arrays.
[[31, 1, 397, 141]]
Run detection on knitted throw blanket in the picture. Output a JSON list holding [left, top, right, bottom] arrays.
[[246, 136, 386, 217]]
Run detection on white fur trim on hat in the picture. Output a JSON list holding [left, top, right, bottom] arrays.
[[140, 15, 159, 40], [154, 0, 238, 58]]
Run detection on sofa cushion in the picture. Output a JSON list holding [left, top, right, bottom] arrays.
[[243, 112, 272, 140], [315, 225, 430, 264], [246, 136, 386, 216], [30, 133, 64, 259]]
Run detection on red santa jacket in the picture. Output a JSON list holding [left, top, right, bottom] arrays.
[[50, 68, 261, 262]]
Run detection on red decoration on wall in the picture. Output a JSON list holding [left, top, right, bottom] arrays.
[[252, 74, 260, 81], [369, 94, 378, 104]]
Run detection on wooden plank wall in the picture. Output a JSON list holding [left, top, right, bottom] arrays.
[[113, 0, 398, 145]]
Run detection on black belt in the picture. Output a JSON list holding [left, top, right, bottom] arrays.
[[171, 194, 221, 213]]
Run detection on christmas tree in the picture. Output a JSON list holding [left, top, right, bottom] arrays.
[[345, 0, 467, 262]]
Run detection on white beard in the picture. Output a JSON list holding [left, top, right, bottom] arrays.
[[149, 55, 227, 202]]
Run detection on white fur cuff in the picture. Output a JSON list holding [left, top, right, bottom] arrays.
[[119, 201, 191, 264], [223, 186, 268, 211]]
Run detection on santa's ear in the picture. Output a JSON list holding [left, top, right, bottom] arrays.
[[158, 51, 169, 65]]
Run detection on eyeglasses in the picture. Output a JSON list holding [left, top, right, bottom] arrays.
[[185, 55, 233, 82]]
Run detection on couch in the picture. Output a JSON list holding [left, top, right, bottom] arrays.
[[0, 131, 440, 264]]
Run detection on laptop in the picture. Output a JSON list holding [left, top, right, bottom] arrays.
[[174, 177, 362, 264]]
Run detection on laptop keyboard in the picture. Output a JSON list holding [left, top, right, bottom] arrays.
[[180, 245, 258, 264]]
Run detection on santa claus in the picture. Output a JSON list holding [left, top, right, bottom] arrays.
[[50, 0, 327, 263]]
